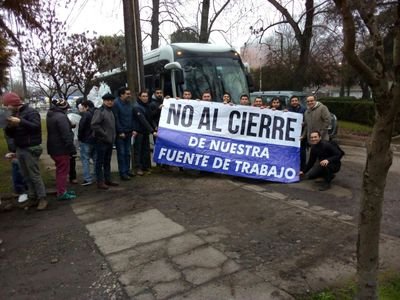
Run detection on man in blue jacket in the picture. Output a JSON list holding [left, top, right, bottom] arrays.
[[112, 87, 134, 180]]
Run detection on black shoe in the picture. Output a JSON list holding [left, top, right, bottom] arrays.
[[318, 182, 331, 191], [120, 175, 131, 181], [127, 173, 135, 177], [105, 181, 119, 187], [81, 180, 93, 186]]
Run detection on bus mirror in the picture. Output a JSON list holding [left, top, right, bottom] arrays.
[[164, 62, 182, 70]]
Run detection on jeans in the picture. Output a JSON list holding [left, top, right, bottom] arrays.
[[80, 142, 96, 182], [95, 142, 113, 183], [12, 159, 27, 194], [51, 155, 70, 196], [16, 146, 46, 199], [115, 134, 132, 177], [133, 133, 151, 171]]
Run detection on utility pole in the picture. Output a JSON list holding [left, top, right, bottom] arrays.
[[122, 0, 144, 96]]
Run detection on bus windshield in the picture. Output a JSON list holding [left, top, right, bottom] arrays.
[[177, 56, 248, 103]]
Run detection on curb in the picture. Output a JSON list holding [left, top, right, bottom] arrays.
[[337, 135, 400, 156]]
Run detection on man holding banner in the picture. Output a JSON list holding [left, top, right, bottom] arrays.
[[153, 98, 303, 183]]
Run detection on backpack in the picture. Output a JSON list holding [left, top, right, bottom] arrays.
[[330, 140, 345, 158]]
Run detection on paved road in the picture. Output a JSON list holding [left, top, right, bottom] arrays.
[[1, 144, 400, 299]]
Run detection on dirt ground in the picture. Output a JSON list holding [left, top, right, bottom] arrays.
[[1, 144, 400, 299]]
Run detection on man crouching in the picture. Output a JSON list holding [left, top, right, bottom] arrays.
[[300, 131, 342, 191]]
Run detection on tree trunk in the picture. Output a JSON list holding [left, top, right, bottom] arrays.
[[151, 0, 160, 50], [199, 0, 210, 43], [292, 0, 314, 90], [357, 97, 395, 299], [360, 81, 371, 99]]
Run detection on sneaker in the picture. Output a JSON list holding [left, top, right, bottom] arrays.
[[120, 175, 131, 181], [136, 169, 144, 176], [81, 180, 93, 186], [70, 179, 78, 184], [58, 192, 76, 201], [36, 198, 48, 210], [18, 193, 29, 203], [67, 190, 76, 195], [105, 181, 119, 186]]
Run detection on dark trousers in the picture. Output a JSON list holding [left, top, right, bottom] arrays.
[[12, 159, 27, 194], [305, 162, 341, 183], [69, 155, 76, 181], [95, 142, 113, 183], [133, 133, 151, 171], [115, 134, 132, 177]]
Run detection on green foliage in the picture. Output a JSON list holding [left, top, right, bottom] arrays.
[[338, 120, 373, 135], [0, 130, 13, 194], [319, 97, 375, 126], [170, 28, 199, 43]]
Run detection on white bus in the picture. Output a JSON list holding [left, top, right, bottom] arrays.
[[95, 43, 253, 103]]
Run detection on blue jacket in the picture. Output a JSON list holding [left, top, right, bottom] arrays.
[[112, 97, 134, 134]]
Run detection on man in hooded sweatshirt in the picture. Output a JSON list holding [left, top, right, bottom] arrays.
[[46, 99, 77, 200], [302, 95, 331, 143]]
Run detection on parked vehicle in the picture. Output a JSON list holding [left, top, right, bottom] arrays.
[[250, 91, 338, 140]]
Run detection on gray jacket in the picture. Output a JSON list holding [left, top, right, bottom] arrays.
[[91, 105, 116, 144], [303, 102, 331, 142]]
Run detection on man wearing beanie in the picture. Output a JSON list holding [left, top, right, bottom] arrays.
[[91, 93, 119, 189], [3, 92, 48, 210]]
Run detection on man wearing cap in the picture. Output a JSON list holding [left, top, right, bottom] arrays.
[[91, 93, 119, 189], [3, 92, 48, 210], [46, 99, 77, 200]]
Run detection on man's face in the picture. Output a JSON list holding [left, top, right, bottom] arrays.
[[155, 90, 163, 100], [121, 90, 132, 101], [240, 96, 249, 105], [306, 96, 316, 109], [290, 98, 299, 107], [103, 99, 114, 108], [309, 132, 321, 145], [271, 100, 280, 108], [140, 93, 149, 103], [183, 91, 192, 99], [223, 94, 231, 103], [202, 93, 212, 101], [4, 104, 20, 114], [253, 98, 263, 107]]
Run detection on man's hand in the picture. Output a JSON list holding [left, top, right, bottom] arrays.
[[132, 131, 138, 137], [119, 133, 126, 138], [320, 159, 329, 167], [7, 116, 21, 126]]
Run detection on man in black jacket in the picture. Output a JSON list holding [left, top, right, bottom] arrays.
[[133, 91, 157, 175], [3, 92, 47, 210], [300, 130, 343, 191], [47, 99, 77, 200]]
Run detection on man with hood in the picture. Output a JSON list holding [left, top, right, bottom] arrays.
[[303, 95, 331, 142], [47, 99, 77, 200], [3, 92, 48, 210]]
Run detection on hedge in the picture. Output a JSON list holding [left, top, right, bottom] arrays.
[[319, 97, 375, 126]]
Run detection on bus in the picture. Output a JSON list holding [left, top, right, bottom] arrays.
[[94, 43, 253, 103]]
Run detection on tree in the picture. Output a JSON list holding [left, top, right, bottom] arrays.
[[252, 0, 335, 90], [170, 27, 199, 43], [0, 0, 43, 90], [95, 35, 126, 73], [333, 1, 400, 298], [199, 0, 232, 43]]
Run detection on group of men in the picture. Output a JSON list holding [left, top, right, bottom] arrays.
[[2, 88, 342, 212]]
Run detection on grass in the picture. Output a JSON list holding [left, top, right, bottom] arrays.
[[338, 120, 373, 136], [301, 273, 400, 300], [0, 119, 54, 195]]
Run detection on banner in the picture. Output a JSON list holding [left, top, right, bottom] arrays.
[[153, 99, 303, 183]]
